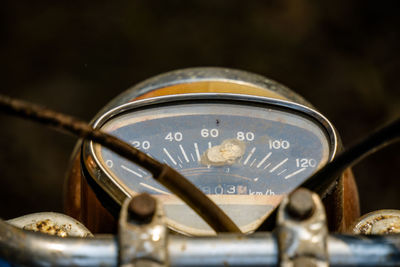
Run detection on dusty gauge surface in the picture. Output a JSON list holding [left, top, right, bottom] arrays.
[[83, 94, 337, 235]]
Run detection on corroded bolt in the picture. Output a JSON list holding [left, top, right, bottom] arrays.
[[128, 193, 156, 223], [287, 188, 315, 220]]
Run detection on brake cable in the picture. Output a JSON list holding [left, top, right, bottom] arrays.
[[0, 94, 241, 233], [302, 117, 400, 198]]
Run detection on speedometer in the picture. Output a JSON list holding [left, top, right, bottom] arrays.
[[63, 68, 360, 236], [83, 93, 337, 235]]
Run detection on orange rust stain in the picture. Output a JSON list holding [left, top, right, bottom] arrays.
[[133, 81, 288, 101]]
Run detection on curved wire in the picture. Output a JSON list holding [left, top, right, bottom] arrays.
[[0, 94, 241, 233], [302, 117, 400, 198]]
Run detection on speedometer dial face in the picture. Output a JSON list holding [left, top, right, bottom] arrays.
[[88, 95, 335, 235]]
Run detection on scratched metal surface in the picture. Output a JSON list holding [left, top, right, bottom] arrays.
[[0, 1, 399, 220]]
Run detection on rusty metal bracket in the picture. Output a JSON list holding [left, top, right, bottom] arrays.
[[119, 193, 168, 267], [352, 209, 400, 234], [276, 188, 329, 267], [7, 212, 93, 238]]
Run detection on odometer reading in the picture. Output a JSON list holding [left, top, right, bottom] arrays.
[[92, 101, 332, 235]]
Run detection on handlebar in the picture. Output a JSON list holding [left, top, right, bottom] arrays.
[[2, 218, 400, 267]]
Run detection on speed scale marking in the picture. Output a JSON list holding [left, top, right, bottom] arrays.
[[121, 165, 143, 178], [284, 167, 306, 179], [140, 182, 171, 195], [163, 148, 177, 165], [269, 158, 288, 173], [179, 144, 190, 163], [243, 147, 256, 165], [194, 142, 201, 161], [257, 152, 272, 168]]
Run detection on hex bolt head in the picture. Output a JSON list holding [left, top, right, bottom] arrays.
[[128, 193, 156, 223], [287, 188, 315, 220]]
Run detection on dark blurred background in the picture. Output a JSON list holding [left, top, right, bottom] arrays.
[[0, 1, 399, 220]]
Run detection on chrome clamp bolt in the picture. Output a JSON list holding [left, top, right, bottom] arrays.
[[119, 193, 168, 267], [277, 188, 329, 267]]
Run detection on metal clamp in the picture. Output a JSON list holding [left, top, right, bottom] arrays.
[[276, 188, 329, 267], [119, 193, 168, 267]]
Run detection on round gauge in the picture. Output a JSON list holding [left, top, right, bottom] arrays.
[[82, 94, 337, 236]]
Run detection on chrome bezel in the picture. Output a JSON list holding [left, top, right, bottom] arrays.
[[82, 93, 338, 217], [95, 67, 313, 115]]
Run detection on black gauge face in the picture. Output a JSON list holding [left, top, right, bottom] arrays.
[[87, 96, 335, 235]]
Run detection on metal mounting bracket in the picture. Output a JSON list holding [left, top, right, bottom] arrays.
[[276, 188, 329, 267], [119, 193, 169, 267]]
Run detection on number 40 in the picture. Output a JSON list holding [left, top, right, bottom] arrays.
[[165, 132, 183, 142]]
